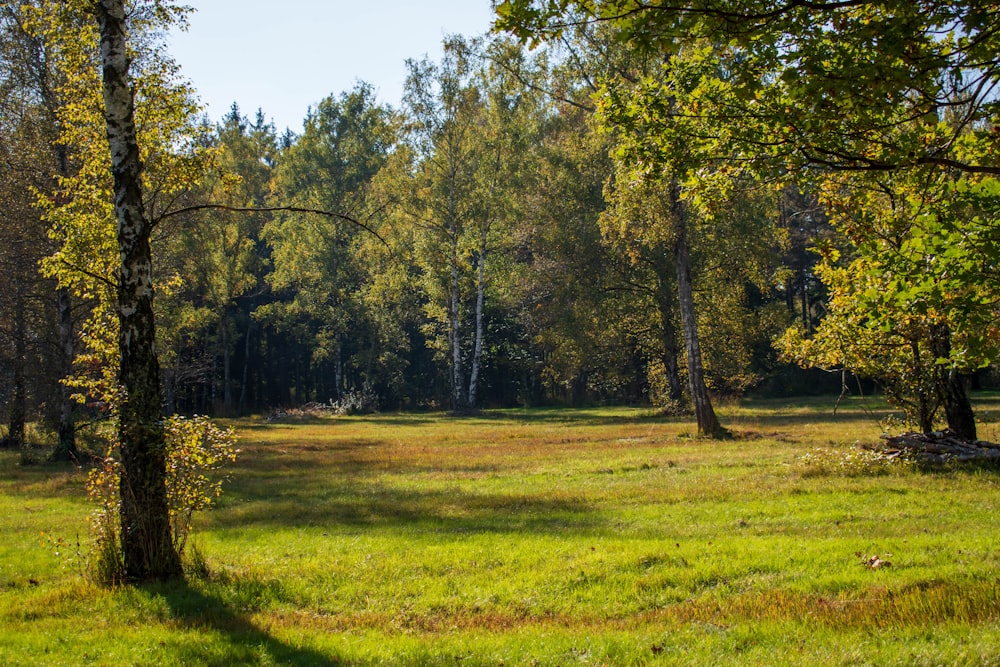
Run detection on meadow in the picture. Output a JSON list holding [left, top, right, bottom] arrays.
[[2, 395, 1000, 665]]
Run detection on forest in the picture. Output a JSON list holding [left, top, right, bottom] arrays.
[[2, 0, 1000, 579], [0, 5, 803, 439], [3, 0, 998, 446]]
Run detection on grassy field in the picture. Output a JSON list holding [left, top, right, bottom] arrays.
[[2, 395, 1000, 665]]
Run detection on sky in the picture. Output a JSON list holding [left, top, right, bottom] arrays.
[[168, 1, 498, 134]]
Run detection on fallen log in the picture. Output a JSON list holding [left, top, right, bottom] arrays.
[[874, 430, 1000, 462]]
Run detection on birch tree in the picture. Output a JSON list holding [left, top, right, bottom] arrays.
[[93, 0, 182, 580], [402, 37, 485, 411], [25, 0, 200, 580]]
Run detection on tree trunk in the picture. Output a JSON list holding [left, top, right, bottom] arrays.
[[800, 272, 812, 333], [653, 255, 683, 403], [7, 289, 27, 452], [207, 330, 216, 411], [910, 340, 936, 435], [238, 321, 252, 413], [931, 324, 976, 440], [221, 317, 232, 415], [96, 0, 181, 582], [467, 228, 486, 409], [52, 135, 78, 459], [449, 216, 463, 411], [52, 287, 78, 461], [334, 334, 343, 401], [670, 183, 727, 439]]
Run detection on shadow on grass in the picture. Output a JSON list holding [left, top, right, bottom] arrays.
[[480, 407, 669, 426], [212, 478, 600, 536], [230, 399, 923, 433], [0, 452, 86, 497], [154, 580, 339, 666], [912, 457, 1000, 477], [206, 430, 604, 535], [236, 418, 334, 432], [736, 409, 883, 428]]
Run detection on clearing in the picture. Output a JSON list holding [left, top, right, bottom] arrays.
[[2, 396, 1000, 665]]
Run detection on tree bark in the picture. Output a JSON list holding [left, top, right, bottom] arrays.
[[7, 288, 27, 452], [238, 321, 252, 413], [653, 254, 684, 403], [448, 206, 464, 411], [909, 339, 936, 435], [930, 324, 976, 440], [800, 271, 812, 333], [52, 132, 78, 458], [334, 334, 343, 401], [221, 317, 232, 415], [95, 0, 181, 581], [467, 228, 487, 409], [52, 287, 78, 461], [670, 183, 727, 438]]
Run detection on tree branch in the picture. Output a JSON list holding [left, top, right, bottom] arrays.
[[60, 258, 116, 290], [153, 204, 389, 246]]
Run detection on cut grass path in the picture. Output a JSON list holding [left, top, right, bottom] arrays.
[[3, 396, 1000, 665]]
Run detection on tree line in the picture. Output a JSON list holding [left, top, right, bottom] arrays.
[[0, 2, 815, 454], [3, 0, 998, 452]]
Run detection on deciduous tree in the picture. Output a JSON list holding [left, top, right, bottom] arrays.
[[27, 0, 200, 580]]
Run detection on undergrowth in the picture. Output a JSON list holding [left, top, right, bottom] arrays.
[[86, 415, 238, 584]]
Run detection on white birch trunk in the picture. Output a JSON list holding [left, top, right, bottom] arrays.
[[468, 225, 486, 408], [96, 0, 181, 580]]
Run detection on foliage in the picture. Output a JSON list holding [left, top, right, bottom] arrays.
[[155, 106, 278, 415], [496, 83, 621, 404], [261, 85, 397, 404], [162, 415, 239, 555], [21, 0, 204, 409], [496, 0, 1000, 173], [85, 415, 238, 584], [777, 169, 1000, 432], [497, 0, 1000, 433], [391, 35, 550, 409], [10, 0, 998, 446]]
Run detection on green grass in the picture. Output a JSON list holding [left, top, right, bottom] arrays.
[[3, 395, 1000, 665]]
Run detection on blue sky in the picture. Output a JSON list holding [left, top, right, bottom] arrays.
[[168, 1, 497, 133]]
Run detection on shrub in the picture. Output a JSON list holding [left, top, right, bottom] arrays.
[[85, 415, 238, 584], [333, 386, 379, 415], [163, 415, 239, 557]]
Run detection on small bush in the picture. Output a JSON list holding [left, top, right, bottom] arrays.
[[85, 415, 238, 584], [164, 415, 239, 557], [85, 455, 125, 585]]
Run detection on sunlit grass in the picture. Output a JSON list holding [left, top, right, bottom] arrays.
[[2, 395, 1000, 665]]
